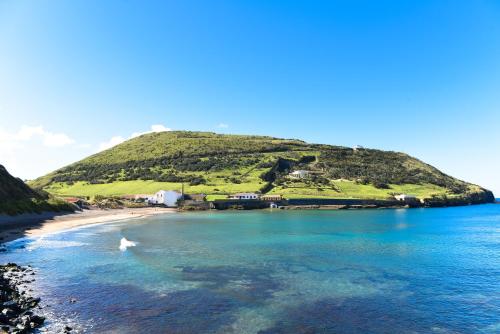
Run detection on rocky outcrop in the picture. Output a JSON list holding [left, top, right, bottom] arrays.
[[0, 263, 45, 333], [421, 189, 496, 207]]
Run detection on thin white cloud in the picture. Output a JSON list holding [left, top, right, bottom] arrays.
[[98, 124, 171, 151], [218, 123, 229, 128], [0, 125, 76, 178], [42, 132, 75, 147], [98, 136, 126, 151], [1, 125, 75, 148], [15, 125, 44, 141], [130, 124, 172, 139], [151, 124, 171, 132]]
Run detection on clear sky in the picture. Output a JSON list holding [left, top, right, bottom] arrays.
[[0, 0, 499, 195]]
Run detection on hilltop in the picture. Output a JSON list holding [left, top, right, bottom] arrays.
[[0, 165, 75, 215], [30, 131, 494, 203]]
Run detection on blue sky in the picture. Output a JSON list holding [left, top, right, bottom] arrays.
[[0, 0, 499, 195]]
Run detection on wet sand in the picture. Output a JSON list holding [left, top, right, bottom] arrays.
[[0, 207, 176, 243]]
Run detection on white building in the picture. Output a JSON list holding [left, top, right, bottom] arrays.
[[353, 145, 365, 151], [153, 190, 183, 207], [394, 194, 417, 202], [289, 170, 310, 179], [229, 193, 260, 200]]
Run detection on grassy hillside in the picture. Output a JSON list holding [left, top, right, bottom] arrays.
[[30, 131, 494, 201], [0, 165, 40, 201], [0, 165, 75, 215]]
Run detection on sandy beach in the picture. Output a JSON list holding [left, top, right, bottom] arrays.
[[0, 207, 177, 244]]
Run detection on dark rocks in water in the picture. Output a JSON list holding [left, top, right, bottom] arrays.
[[0, 263, 44, 333]]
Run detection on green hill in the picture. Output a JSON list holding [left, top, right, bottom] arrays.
[[30, 131, 494, 203], [0, 165, 40, 201], [0, 165, 75, 215]]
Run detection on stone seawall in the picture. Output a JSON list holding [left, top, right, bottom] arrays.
[[211, 198, 403, 210], [211, 200, 276, 210], [286, 198, 404, 207]]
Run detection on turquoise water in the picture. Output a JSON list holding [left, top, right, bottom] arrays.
[[3, 205, 500, 333]]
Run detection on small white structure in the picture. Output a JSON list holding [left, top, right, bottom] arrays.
[[289, 170, 310, 179], [229, 193, 260, 200], [153, 190, 183, 207], [394, 194, 417, 202], [135, 194, 153, 201], [353, 145, 365, 151]]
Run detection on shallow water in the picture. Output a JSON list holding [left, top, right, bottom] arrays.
[[3, 205, 500, 333]]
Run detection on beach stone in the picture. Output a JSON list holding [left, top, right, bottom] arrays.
[[1, 308, 14, 317], [0, 313, 9, 324], [0, 263, 44, 332], [30, 315, 44, 326], [2, 301, 16, 308], [20, 315, 31, 327]]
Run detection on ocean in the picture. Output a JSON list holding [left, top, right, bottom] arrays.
[[3, 204, 500, 333]]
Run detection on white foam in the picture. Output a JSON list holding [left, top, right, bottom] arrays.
[[119, 237, 137, 251], [26, 237, 88, 251]]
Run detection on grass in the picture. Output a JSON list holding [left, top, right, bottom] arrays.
[[0, 197, 76, 216], [268, 181, 449, 199], [70, 132, 312, 165], [44, 179, 451, 201], [44, 180, 263, 198], [44, 165, 272, 198]]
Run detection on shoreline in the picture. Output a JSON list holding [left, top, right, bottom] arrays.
[[0, 208, 174, 333], [0, 207, 177, 245], [1, 199, 497, 245]]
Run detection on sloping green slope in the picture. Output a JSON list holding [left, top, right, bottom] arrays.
[[0, 165, 40, 201], [30, 131, 494, 202], [0, 165, 75, 215]]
